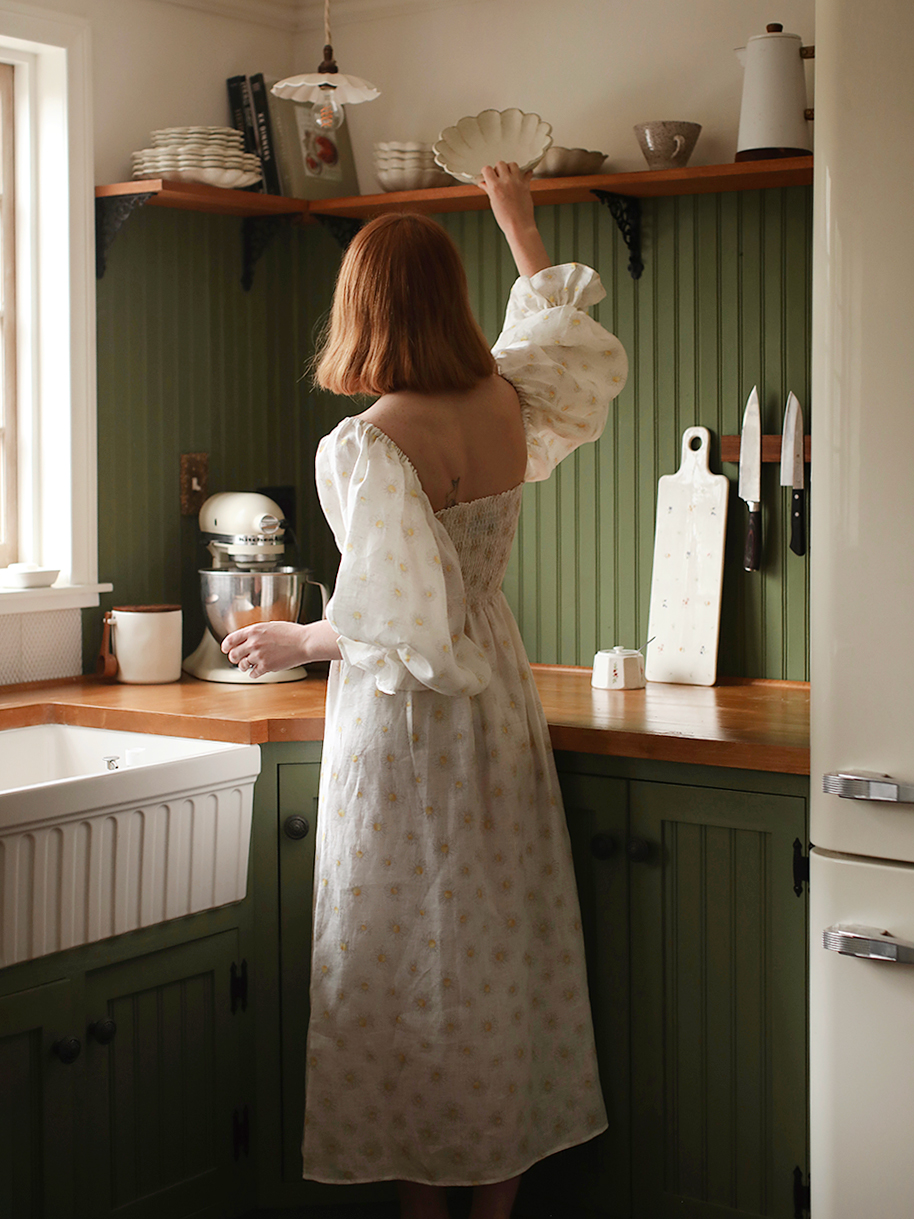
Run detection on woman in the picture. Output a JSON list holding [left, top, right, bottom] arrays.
[[223, 162, 628, 1219]]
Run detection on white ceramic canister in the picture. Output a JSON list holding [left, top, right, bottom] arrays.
[[109, 605, 183, 683], [735, 24, 812, 159], [592, 647, 646, 690]]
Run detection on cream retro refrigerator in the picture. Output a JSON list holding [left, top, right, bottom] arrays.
[[810, 1, 914, 1215]]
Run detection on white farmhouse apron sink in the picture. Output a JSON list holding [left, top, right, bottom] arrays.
[[0, 724, 261, 967]]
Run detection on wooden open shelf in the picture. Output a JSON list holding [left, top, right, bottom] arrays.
[[95, 178, 313, 220], [310, 156, 813, 219], [97, 157, 813, 221]]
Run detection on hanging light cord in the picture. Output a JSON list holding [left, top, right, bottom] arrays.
[[318, 0, 339, 75]]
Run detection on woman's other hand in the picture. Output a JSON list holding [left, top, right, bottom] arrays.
[[479, 161, 550, 278], [221, 618, 341, 678]]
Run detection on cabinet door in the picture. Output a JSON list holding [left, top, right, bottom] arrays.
[[277, 760, 320, 1188], [79, 931, 249, 1219], [520, 771, 631, 1219], [0, 979, 78, 1219], [629, 782, 808, 1219], [274, 761, 396, 1210]]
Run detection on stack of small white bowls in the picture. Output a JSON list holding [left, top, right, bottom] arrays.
[[373, 142, 457, 192], [132, 127, 262, 189]]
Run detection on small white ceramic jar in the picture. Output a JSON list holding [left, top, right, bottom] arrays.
[[109, 605, 183, 684], [591, 647, 646, 690]]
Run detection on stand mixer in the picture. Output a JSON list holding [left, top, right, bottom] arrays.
[[182, 491, 329, 683]]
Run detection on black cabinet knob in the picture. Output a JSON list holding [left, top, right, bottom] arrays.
[[89, 1018, 117, 1045], [590, 833, 617, 860], [627, 837, 651, 863], [284, 815, 310, 840], [53, 1037, 81, 1064]]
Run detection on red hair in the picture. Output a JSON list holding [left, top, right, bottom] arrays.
[[314, 213, 496, 395]]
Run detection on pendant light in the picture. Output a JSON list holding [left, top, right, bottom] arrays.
[[271, 0, 380, 132]]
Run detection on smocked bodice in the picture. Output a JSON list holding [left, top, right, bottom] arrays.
[[435, 486, 523, 611]]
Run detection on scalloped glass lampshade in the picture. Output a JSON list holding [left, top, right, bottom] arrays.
[[270, 74, 380, 106]]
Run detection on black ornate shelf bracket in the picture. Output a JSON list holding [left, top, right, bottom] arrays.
[[240, 215, 291, 292], [314, 213, 363, 251], [593, 190, 643, 280], [95, 193, 154, 278]]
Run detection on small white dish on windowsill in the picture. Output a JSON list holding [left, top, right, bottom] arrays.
[[0, 563, 61, 589]]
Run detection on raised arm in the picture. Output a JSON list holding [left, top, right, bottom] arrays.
[[479, 161, 551, 279]]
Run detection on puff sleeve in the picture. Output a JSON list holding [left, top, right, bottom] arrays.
[[492, 263, 628, 482], [315, 419, 493, 697]]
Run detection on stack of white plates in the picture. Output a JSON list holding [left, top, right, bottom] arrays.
[[132, 127, 262, 189], [373, 141, 457, 192]]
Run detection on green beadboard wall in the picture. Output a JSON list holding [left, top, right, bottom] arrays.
[[89, 185, 811, 679]]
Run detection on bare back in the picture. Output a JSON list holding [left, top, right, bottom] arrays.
[[359, 375, 527, 514]]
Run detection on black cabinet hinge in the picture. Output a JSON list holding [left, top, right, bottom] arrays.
[[793, 1165, 810, 1216], [232, 1104, 250, 1160], [792, 837, 810, 898], [230, 959, 248, 1014]]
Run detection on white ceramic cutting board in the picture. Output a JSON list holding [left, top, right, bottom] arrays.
[[645, 427, 729, 686]]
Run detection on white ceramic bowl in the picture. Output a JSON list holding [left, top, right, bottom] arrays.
[[134, 167, 262, 188], [433, 108, 553, 184], [376, 166, 458, 192], [531, 146, 607, 178], [0, 564, 60, 589], [374, 141, 433, 152]]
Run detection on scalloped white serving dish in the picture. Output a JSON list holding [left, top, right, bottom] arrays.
[[374, 140, 434, 153], [376, 166, 457, 191], [133, 167, 262, 188], [433, 108, 552, 184], [531, 146, 607, 177]]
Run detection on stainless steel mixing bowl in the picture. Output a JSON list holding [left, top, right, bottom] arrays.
[[200, 567, 308, 644]]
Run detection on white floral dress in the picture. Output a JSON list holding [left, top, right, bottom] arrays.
[[302, 264, 628, 1186]]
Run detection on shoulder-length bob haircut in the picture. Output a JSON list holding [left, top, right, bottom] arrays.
[[314, 212, 496, 396]]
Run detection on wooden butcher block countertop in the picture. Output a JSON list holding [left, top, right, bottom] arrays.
[[0, 666, 810, 775]]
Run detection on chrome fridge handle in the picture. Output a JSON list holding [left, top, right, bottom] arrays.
[[822, 771, 914, 803], [823, 924, 914, 964]]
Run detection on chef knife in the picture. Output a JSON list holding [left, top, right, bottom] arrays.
[[738, 385, 762, 571], [780, 391, 806, 556]]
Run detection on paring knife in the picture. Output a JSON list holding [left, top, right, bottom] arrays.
[[738, 386, 762, 571], [780, 391, 806, 556]]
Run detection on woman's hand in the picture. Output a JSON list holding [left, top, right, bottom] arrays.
[[479, 161, 550, 278], [221, 619, 341, 678]]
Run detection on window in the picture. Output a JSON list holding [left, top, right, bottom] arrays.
[[0, 4, 106, 609], [0, 60, 13, 568]]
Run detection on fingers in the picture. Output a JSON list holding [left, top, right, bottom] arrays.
[[221, 626, 263, 677], [479, 160, 524, 187]]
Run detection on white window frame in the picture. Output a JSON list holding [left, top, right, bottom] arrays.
[[0, 1, 109, 613]]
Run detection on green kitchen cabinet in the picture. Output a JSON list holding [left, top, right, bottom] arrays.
[[520, 757, 810, 1219], [78, 932, 251, 1219], [0, 979, 79, 1219], [0, 909, 253, 1219], [249, 742, 396, 1212]]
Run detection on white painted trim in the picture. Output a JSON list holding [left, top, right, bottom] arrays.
[[0, 3, 97, 589], [0, 582, 112, 615]]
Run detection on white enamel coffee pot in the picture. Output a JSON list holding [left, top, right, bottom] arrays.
[[735, 23, 813, 160]]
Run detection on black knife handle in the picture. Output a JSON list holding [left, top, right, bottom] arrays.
[[744, 508, 761, 572], [789, 489, 806, 556]]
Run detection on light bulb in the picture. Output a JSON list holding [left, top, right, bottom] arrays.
[[309, 86, 344, 132]]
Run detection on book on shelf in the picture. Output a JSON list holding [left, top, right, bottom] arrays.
[[226, 75, 259, 155], [263, 80, 360, 200], [248, 73, 283, 195]]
